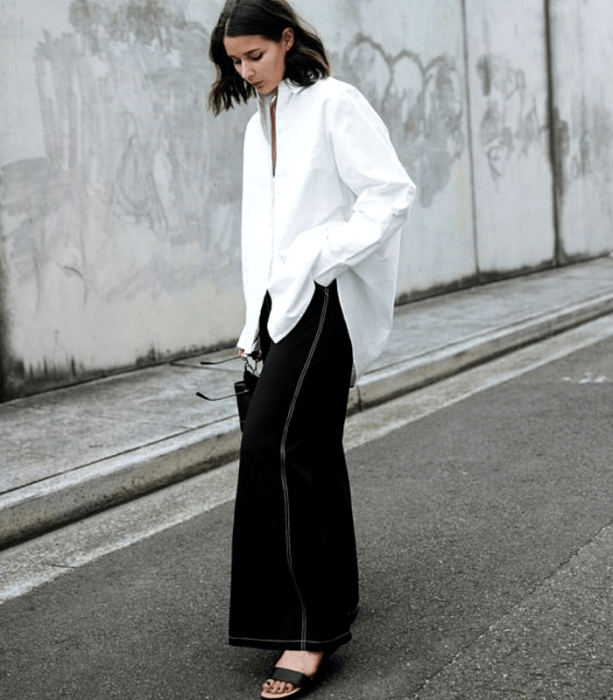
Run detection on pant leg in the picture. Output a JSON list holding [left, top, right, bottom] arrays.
[[229, 282, 359, 651]]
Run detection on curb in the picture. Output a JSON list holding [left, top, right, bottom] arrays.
[[0, 420, 241, 550], [356, 292, 613, 408], [2, 291, 613, 549]]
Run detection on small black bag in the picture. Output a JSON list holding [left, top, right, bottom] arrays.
[[196, 354, 260, 432], [234, 367, 259, 432]]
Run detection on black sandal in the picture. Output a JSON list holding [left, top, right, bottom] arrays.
[[261, 666, 313, 698], [260, 645, 341, 699]]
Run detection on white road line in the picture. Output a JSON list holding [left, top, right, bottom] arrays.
[[1, 314, 612, 605]]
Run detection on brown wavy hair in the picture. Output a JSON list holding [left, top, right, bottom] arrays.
[[209, 0, 330, 115]]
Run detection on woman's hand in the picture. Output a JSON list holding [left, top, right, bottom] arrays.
[[239, 348, 262, 361]]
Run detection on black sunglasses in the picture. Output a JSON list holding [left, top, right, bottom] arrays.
[[196, 353, 260, 402]]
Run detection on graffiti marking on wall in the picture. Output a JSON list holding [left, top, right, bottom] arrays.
[[336, 34, 465, 208], [553, 98, 613, 203], [476, 55, 546, 182], [1, 0, 245, 326]]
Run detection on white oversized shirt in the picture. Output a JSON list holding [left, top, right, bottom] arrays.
[[237, 77, 416, 381]]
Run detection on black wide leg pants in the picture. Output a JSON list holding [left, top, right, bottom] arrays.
[[229, 282, 359, 651]]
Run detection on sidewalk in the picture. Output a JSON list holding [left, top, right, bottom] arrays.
[[2, 257, 613, 549]]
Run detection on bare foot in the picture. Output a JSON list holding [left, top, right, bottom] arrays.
[[261, 650, 325, 698]]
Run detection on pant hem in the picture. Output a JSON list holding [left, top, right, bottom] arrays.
[[228, 631, 352, 652]]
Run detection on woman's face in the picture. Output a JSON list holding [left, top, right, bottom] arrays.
[[223, 28, 294, 96]]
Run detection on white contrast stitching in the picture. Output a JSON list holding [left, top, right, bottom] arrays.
[[229, 630, 350, 645], [280, 286, 330, 651]]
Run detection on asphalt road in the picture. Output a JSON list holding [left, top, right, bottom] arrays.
[[1, 335, 613, 700]]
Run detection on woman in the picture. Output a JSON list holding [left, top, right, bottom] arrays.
[[209, 1, 415, 697]]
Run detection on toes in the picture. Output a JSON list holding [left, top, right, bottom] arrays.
[[261, 680, 295, 696], [276, 681, 292, 694]]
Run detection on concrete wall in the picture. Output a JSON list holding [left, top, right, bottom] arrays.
[[465, 0, 556, 277], [549, 0, 613, 260], [1, 0, 612, 400], [0, 0, 249, 398]]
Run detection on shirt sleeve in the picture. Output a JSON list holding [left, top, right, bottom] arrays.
[[312, 86, 416, 286]]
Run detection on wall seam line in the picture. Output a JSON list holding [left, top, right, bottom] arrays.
[[544, 0, 563, 265], [460, 0, 481, 283]]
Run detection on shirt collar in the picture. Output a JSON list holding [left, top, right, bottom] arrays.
[[256, 79, 303, 113]]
